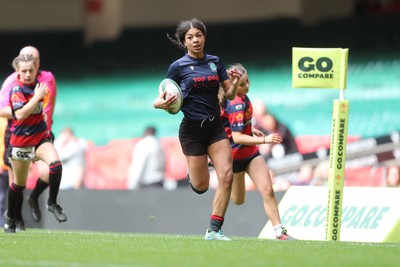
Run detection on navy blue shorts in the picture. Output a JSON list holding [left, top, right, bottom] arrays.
[[6, 131, 54, 165], [179, 116, 228, 156], [232, 152, 261, 173]]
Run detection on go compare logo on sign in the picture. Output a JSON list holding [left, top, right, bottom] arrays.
[[259, 186, 400, 242], [282, 204, 389, 230], [292, 47, 348, 89], [297, 57, 334, 79]]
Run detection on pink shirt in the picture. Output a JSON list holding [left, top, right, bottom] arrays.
[[0, 70, 57, 131]]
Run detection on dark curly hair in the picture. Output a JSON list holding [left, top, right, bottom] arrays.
[[167, 18, 207, 51]]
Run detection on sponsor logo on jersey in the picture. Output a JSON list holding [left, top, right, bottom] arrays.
[[235, 113, 243, 120], [208, 62, 217, 72]]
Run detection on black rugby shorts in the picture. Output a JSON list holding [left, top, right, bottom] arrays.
[[179, 116, 228, 156], [232, 152, 261, 173]]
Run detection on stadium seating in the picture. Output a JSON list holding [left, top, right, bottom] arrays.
[[7, 15, 399, 190]]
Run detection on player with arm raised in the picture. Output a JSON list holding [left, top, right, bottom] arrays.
[[219, 63, 296, 240], [153, 18, 242, 240]]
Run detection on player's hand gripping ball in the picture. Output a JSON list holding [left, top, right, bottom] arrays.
[[158, 78, 183, 114]]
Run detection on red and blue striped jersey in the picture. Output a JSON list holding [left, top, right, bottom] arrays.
[[9, 79, 49, 147], [221, 94, 259, 160], [1, 70, 57, 131]]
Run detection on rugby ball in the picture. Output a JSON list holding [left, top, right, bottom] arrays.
[[158, 78, 183, 115]]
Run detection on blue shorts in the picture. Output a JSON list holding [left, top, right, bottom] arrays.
[[232, 152, 261, 173]]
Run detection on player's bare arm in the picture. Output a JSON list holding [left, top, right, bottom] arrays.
[[153, 90, 177, 110]]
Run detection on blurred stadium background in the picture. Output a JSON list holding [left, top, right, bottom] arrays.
[[0, 0, 399, 234]]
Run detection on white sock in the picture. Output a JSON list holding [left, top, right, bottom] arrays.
[[274, 224, 283, 237]]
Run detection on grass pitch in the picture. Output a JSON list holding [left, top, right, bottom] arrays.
[[0, 230, 398, 267]]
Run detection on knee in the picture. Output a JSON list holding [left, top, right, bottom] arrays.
[[191, 180, 209, 194], [217, 166, 233, 189], [231, 195, 245, 205], [260, 185, 275, 199], [190, 183, 208, 194], [230, 183, 245, 205], [187, 173, 209, 194]]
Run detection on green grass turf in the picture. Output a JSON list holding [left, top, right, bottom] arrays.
[[0, 230, 398, 267]]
